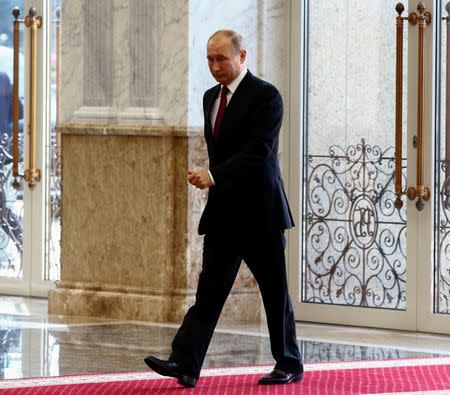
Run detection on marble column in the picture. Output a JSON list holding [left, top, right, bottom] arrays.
[[48, 124, 260, 322], [49, 0, 291, 323]]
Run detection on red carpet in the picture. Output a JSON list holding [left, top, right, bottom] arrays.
[[1, 358, 450, 394]]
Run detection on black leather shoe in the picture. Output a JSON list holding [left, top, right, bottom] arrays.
[[144, 355, 197, 388], [258, 369, 304, 385]]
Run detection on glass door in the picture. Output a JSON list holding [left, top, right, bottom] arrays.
[[417, 0, 450, 333], [289, 0, 450, 332], [0, 0, 61, 296]]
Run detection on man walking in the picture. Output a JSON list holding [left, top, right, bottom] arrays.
[[145, 29, 303, 388]]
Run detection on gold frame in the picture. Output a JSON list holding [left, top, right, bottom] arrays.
[[394, 1, 432, 211], [12, 7, 42, 190], [12, 7, 21, 187]]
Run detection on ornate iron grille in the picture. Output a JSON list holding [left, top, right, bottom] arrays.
[[303, 139, 407, 309], [0, 131, 23, 278], [435, 161, 450, 314], [301, 341, 406, 363]]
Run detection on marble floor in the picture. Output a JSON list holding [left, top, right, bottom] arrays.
[[2, 296, 450, 380]]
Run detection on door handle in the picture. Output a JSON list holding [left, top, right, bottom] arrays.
[[394, 3, 406, 210], [12, 7, 21, 189], [12, 6, 42, 190], [394, 2, 431, 211]]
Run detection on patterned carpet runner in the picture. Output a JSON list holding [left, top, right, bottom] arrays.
[[1, 357, 450, 394]]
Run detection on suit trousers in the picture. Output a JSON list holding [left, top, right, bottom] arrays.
[[169, 228, 302, 378]]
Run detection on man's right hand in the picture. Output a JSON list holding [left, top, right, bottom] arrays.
[[187, 169, 213, 190]]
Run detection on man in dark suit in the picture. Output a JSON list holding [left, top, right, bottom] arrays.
[[145, 29, 303, 388]]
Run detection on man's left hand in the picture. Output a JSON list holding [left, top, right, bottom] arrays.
[[187, 169, 213, 189]]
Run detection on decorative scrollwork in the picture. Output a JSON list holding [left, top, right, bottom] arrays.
[[303, 139, 407, 309], [0, 131, 23, 278], [300, 341, 412, 363], [0, 122, 60, 281], [436, 160, 450, 314]]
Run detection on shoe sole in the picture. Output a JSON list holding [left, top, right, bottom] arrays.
[[144, 357, 197, 388], [178, 376, 197, 388], [259, 372, 304, 385], [292, 373, 304, 383], [144, 357, 180, 379]]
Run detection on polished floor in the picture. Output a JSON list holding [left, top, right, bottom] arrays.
[[1, 296, 450, 380]]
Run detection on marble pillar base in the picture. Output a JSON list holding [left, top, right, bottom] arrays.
[[48, 283, 261, 323], [49, 124, 261, 324], [117, 107, 164, 125], [72, 106, 117, 123]]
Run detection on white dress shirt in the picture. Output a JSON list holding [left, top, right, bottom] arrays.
[[210, 67, 248, 127]]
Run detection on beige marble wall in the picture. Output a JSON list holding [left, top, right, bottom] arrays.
[[48, 125, 260, 323]]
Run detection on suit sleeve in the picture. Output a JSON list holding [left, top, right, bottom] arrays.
[[210, 86, 283, 184]]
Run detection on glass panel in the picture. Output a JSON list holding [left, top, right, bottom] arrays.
[[0, 329, 23, 379], [45, 0, 61, 281], [435, 0, 450, 315], [0, 1, 25, 279], [302, 0, 408, 309]]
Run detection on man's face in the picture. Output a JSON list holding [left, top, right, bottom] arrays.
[[207, 35, 246, 86]]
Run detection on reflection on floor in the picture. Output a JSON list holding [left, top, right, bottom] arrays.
[[1, 296, 450, 380]]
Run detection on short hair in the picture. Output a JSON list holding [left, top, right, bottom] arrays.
[[208, 30, 245, 53]]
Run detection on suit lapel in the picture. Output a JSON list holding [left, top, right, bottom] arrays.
[[204, 71, 253, 145], [218, 71, 253, 138]]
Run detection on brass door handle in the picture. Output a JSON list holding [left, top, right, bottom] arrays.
[[394, 2, 431, 211], [12, 7, 21, 189], [394, 3, 405, 210], [12, 6, 42, 190]]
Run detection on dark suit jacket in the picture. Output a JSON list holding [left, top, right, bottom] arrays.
[[198, 70, 294, 235]]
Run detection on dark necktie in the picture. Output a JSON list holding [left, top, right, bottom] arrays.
[[213, 86, 229, 141]]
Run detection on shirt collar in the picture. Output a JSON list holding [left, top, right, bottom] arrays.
[[225, 67, 248, 94]]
